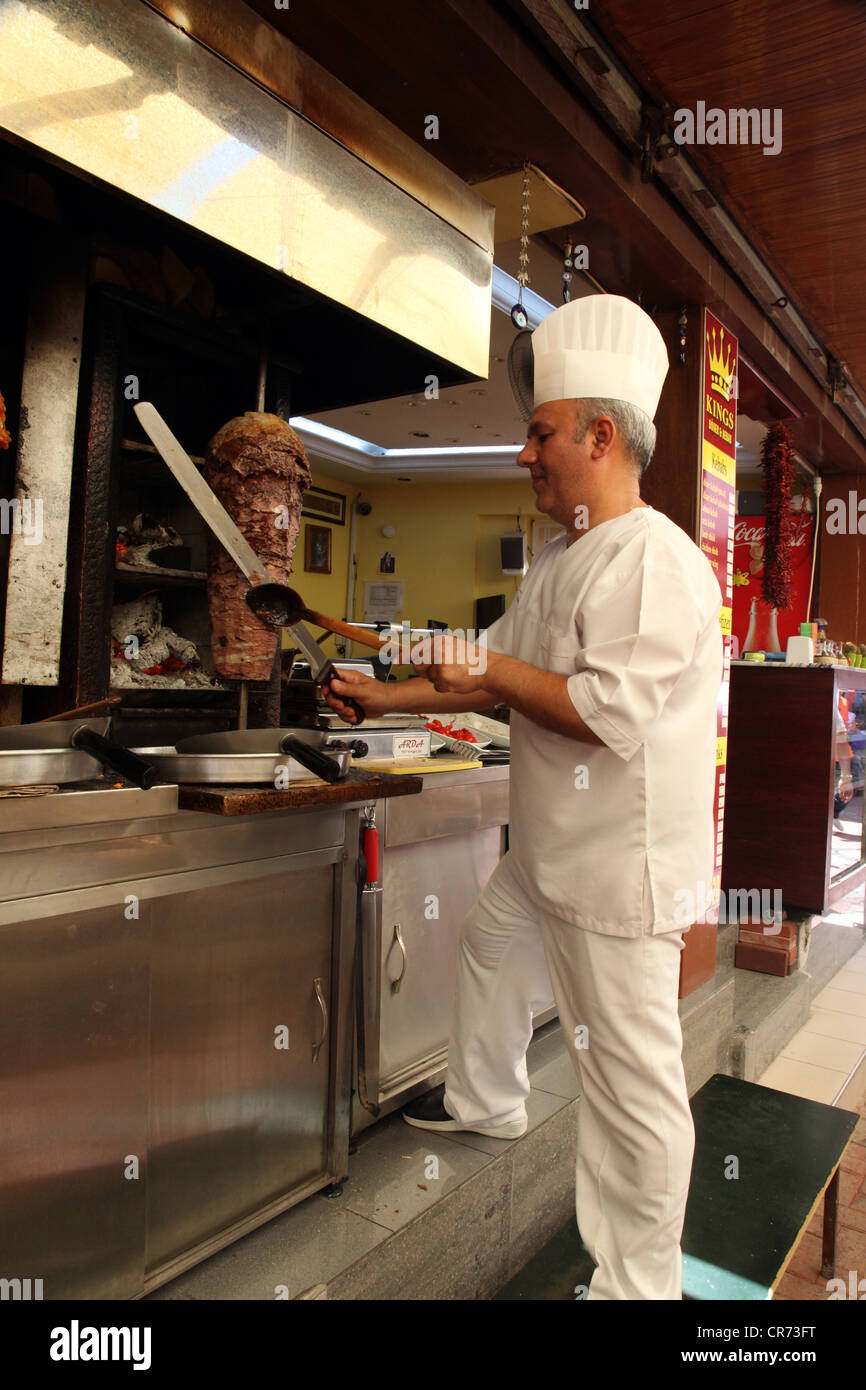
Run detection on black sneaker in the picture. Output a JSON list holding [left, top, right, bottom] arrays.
[[402, 1084, 527, 1139]]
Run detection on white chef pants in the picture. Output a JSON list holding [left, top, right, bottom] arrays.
[[443, 851, 694, 1301]]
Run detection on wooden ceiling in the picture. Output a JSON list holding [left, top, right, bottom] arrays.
[[242, 0, 712, 311], [587, 0, 866, 402], [243, 0, 866, 413]]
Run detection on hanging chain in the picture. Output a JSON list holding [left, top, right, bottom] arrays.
[[517, 162, 531, 292]]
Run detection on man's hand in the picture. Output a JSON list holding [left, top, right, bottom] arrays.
[[411, 635, 499, 695], [322, 668, 394, 726]]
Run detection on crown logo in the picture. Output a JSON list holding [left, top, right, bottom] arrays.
[[706, 325, 737, 401]]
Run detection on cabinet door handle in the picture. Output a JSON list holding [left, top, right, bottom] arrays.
[[387, 924, 407, 995], [312, 977, 329, 1062]]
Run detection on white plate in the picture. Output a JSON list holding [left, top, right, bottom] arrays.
[[458, 714, 510, 747], [423, 723, 491, 751]]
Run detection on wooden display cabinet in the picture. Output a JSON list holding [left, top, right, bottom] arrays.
[[722, 664, 866, 916]]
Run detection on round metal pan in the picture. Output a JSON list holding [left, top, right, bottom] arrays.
[[0, 717, 110, 751], [0, 717, 155, 789], [176, 728, 340, 755], [132, 747, 352, 785], [0, 747, 97, 788]]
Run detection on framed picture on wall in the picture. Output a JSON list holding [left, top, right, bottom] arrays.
[[304, 524, 332, 574], [302, 486, 346, 526]]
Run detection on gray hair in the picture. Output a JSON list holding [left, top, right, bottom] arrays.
[[573, 398, 657, 476]]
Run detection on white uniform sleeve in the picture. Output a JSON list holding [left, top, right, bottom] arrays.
[[567, 531, 720, 761]]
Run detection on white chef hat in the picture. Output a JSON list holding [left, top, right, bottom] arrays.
[[532, 294, 669, 420]]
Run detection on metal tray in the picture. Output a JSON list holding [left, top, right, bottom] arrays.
[[132, 746, 350, 785]]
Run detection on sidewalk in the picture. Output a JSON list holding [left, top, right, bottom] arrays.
[[764, 936, 866, 1301]]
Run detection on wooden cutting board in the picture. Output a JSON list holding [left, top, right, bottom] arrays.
[[352, 756, 483, 774]]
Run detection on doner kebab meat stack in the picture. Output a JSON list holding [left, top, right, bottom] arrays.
[[203, 412, 311, 680]]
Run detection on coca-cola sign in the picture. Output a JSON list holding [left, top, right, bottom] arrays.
[[733, 516, 812, 548], [732, 512, 815, 655]]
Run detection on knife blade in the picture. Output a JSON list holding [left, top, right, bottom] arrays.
[[133, 401, 271, 587]]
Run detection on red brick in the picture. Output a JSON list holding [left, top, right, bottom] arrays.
[[839, 1168, 865, 1206], [839, 1204, 866, 1236], [785, 1231, 824, 1281], [738, 931, 795, 951], [774, 1270, 833, 1300], [735, 943, 793, 976], [840, 1142, 866, 1179], [739, 921, 797, 942], [806, 1207, 824, 1237], [832, 1226, 866, 1283]]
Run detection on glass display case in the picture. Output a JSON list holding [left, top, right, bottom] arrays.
[[722, 665, 866, 915]]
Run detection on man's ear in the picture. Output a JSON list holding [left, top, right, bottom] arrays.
[[590, 415, 616, 455]]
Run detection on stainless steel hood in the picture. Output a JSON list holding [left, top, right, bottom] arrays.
[[0, 0, 494, 378]]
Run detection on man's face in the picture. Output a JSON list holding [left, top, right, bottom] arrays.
[[516, 399, 590, 527]]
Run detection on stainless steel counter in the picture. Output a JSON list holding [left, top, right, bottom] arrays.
[[0, 764, 515, 1296], [0, 785, 359, 1299]]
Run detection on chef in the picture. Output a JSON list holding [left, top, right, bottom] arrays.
[[324, 294, 722, 1301]]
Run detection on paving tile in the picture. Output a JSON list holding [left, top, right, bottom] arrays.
[[840, 1141, 866, 1178], [143, 1199, 388, 1301], [774, 1269, 832, 1300], [756, 1056, 849, 1104], [837, 1066, 866, 1113], [833, 969, 866, 995], [526, 1022, 570, 1071], [781, 1030, 864, 1072], [802, 1010, 866, 1045], [806, 1206, 824, 1238], [529, 1046, 582, 1101], [831, 1226, 866, 1289], [839, 1202, 866, 1236], [812, 987, 866, 1019], [839, 1167, 865, 1206], [784, 1231, 824, 1282], [442, 1084, 567, 1157], [327, 1158, 513, 1300], [327, 1111, 493, 1233]]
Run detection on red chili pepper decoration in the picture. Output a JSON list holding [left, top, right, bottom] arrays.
[[759, 421, 795, 610]]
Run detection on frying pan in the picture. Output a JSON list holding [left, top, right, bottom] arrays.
[[131, 745, 353, 786], [0, 718, 155, 789], [176, 727, 369, 784]]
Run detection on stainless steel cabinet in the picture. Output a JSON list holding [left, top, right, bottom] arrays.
[[355, 769, 533, 1126], [147, 858, 335, 1273], [377, 828, 503, 1097], [0, 798, 359, 1298], [0, 897, 149, 1300]]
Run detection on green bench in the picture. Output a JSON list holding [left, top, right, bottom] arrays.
[[496, 1073, 860, 1300]]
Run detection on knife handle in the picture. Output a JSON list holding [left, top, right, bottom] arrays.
[[318, 659, 364, 724]]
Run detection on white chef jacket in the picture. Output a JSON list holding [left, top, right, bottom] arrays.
[[483, 506, 722, 937]]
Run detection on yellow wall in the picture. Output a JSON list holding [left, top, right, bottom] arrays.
[[354, 479, 542, 636], [290, 468, 356, 628], [284, 469, 544, 658]]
